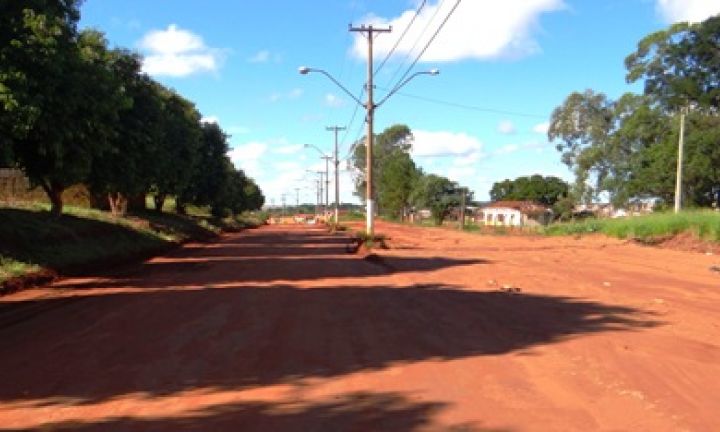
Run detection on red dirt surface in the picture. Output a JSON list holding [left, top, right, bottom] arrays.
[[1, 221, 719, 431]]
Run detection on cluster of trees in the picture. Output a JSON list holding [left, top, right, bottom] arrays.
[[490, 175, 573, 219], [351, 124, 471, 225], [549, 15, 720, 208], [0, 1, 263, 217], [489, 175, 569, 206]]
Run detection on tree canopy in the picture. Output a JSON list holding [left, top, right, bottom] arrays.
[[490, 175, 569, 206], [410, 174, 465, 225], [0, 1, 264, 217], [351, 124, 413, 204], [625, 16, 720, 111], [549, 13, 720, 208]]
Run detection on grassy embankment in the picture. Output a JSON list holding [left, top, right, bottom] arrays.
[[0, 203, 266, 290], [543, 210, 720, 242]]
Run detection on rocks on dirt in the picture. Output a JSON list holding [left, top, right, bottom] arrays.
[[499, 284, 522, 294]]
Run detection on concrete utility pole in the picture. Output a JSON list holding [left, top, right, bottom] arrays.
[[294, 187, 300, 207], [350, 24, 391, 237], [315, 179, 320, 215], [300, 27, 437, 234], [459, 187, 466, 230], [326, 125, 346, 224], [674, 107, 688, 214], [316, 171, 325, 215], [322, 155, 332, 213]]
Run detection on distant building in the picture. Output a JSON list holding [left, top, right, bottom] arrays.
[[574, 199, 658, 218], [478, 200, 553, 227]]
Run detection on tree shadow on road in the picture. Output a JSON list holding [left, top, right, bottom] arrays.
[[55, 249, 487, 289], [4, 391, 501, 432], [0, 283, 660, 411]]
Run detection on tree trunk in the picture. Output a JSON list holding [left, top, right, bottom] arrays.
[[154, 194, 166, 213], [108, 192, 118, 216], [40, 180, 64, 217], [175, 198, 186, 215], [107, 192, 128, 217], [120, 195, 128, 215]]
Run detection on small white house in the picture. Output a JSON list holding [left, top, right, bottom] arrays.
[[479, 201, 553, 227]]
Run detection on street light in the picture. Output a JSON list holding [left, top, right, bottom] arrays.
[[305, 169, 324, 216], [304, 143, 331, 215], [299, 65, 439, 236], [298, 67, 364, 107], [376, 69, 439, 107]]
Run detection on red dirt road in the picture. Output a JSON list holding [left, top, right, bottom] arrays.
[[1, 222, 719, 431]]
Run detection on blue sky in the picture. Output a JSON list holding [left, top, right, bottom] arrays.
[[79, 0, 720, 205]]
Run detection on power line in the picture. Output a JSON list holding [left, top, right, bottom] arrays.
[[388, 0, 462, 97], [384, 0, 445, 88], [343, 116, 366, 162], [374, 0, 427, 76], [374, 86, 547, 119], [339, 85, 365, 150]]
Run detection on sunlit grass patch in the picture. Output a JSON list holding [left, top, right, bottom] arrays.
[[543, 210, 720, 241]]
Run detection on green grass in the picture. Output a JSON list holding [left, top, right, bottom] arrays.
[[0, 204, 221, 285], [543, 210, 720, 242], [354, 230, 388, 249], [0, 257, 40, 281], [339, 211, 365, 222]]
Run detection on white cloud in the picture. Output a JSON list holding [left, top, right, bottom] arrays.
[[494, 143, 520, 155], [201, 115, 219, 124], [139, 24, 223, 77], [268, 88, 304, 103], [656, 0, 720, 23], [452, 152, 482, 167], [274, 161, 303, 171], [248, 50, 270, 63], [112, 17, 142, 30], [351, 0, 565, 62], [446, 166, 478, 184], [491, 140, 551, 157], [522, 140, 551, 152], [412, 130, 484, 158], [532, 121, 549, 134], [227, 141, 268, 179], [300, 113, 325, 123], [273, 144, 304, 155], [226, 125, 250, 135], [497, 120, 516, 135], [324, 93, 345, 108], [225, 138, 359, 206]]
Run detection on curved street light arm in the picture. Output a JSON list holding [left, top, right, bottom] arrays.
[[376, 69, 439, 108], [303, 143, 328, 158], [299, 66, 364, 107]]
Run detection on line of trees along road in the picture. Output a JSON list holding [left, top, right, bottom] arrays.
[[351, 124, 472, 225], [0, 1, 264, 217], [549, 15, 720, 208]]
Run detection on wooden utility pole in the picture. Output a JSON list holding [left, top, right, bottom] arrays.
[[349, 24, 391, 237]]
